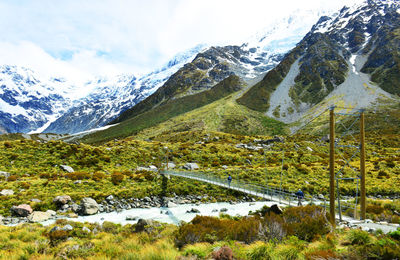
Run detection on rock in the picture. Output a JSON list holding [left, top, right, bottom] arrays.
[[269, 204, 283, 215], [82, 226, 91, 233], [53, 195, 72, 205], [71, 203, 80, 213], [0, 189, 14, 196], [318, 194, 325, 200], [11, 204, 33, 217], [27, 211, 52, 222], [149, 165, 158, 171], [135, 218, 161, 233], [167, 201, 177, 208], [60, 165, 74, 173], [50, 226, 60, 233], [30, 198, 42, 203], [74, 180, 82, 185], [212, 246, 233, 260], [249, 202, 255, 206], [220, 208, 228, 212], [126, 215, 137, 221], [186, 208, 200, 213], [62, 224, 73, 231], [0, 171, 10, 179], [212, 209, 219, 212], [166, 162, 176, 169], [307, 146, 313, 152], [62, 204, 70, 210], [221, 165, 228, 170], [183, 163, 199, 171], [106, 195, 114, 201], [46, 210, 57, 216], [368, 228, 376, 233], [67, 213, 78, 218], [81, 197, 99, 215]]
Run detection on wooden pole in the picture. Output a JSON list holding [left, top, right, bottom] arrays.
[[360, 109, 366, 220], [329, 106, 336, 227]]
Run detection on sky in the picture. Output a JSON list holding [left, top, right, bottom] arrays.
[[0, 0, 363, 81]]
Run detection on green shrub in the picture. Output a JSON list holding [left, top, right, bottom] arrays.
[[347, 229, 371, 245], [111, 172, 124, 185], [65, 171, 91, 180], [92, 171, 106, 181], [283, 205, 330, 242]]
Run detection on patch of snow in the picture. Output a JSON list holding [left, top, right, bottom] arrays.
[[0, 98, 29, 117], [70, 123, 119, 136]]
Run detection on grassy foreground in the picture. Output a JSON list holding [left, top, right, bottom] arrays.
[[1, 205, 400, 259]]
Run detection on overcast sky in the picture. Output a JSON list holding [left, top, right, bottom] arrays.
[[0, 0, 362, 81]]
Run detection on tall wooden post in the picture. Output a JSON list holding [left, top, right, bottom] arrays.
[[360, 109, 366, 220], [329, 106, 336, 227]]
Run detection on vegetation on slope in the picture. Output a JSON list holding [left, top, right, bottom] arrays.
[[0, 130, 399, 219], [362, 26, 400, 96], [1, 206, 400, 259], [82, 75, 243, 143]]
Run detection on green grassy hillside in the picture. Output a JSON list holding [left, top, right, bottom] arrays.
[[81, 75, 286, 143]]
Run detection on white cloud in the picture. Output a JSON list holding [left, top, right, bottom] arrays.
[[0, 0, 363, 79]]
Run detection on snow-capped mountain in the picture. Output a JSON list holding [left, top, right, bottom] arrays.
[[0, 45, 207, 134], [239, 0, 400, 123], [0, 65, 80, 133], [42, 44, 207, 134]]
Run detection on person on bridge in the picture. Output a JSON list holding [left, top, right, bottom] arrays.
[[227, 175, 232, 187], [295, 189, 304, 206]]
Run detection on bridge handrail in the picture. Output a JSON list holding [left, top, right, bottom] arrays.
[[161, 170, 305, 203]]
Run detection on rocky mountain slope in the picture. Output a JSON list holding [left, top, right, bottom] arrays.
[[238, 0, 400, 123], [112, 10, 326, 125]]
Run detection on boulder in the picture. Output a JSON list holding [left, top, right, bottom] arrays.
[[60, 165, 74, 173], [186, 208, 200, 213], [135, 218, 161, 233], [11, 204, 33, 217], [183, 163, 199, 171], [27, 211, 52, 223], [148, 165, 158, 171], [68, 213, 78, 218], [0, 189, 14, 196], [80, 197, 99, 215], [53, 195, 72, 205], [220, 208, 228, 212], [167, 162, 176, 169], [0, 171, 10, 179], [71, 203, 80, 213], [106, 195, 114, 201], [269, 204, 283, 215], [167, 201, 177, 208], [30, 198, 42, 203], [82, 226, 91, 233], [46, 210, 57, 216], [62, 224, 73, 231]]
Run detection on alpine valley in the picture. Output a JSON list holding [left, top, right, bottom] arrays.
[[2, 1, 400, 259]]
